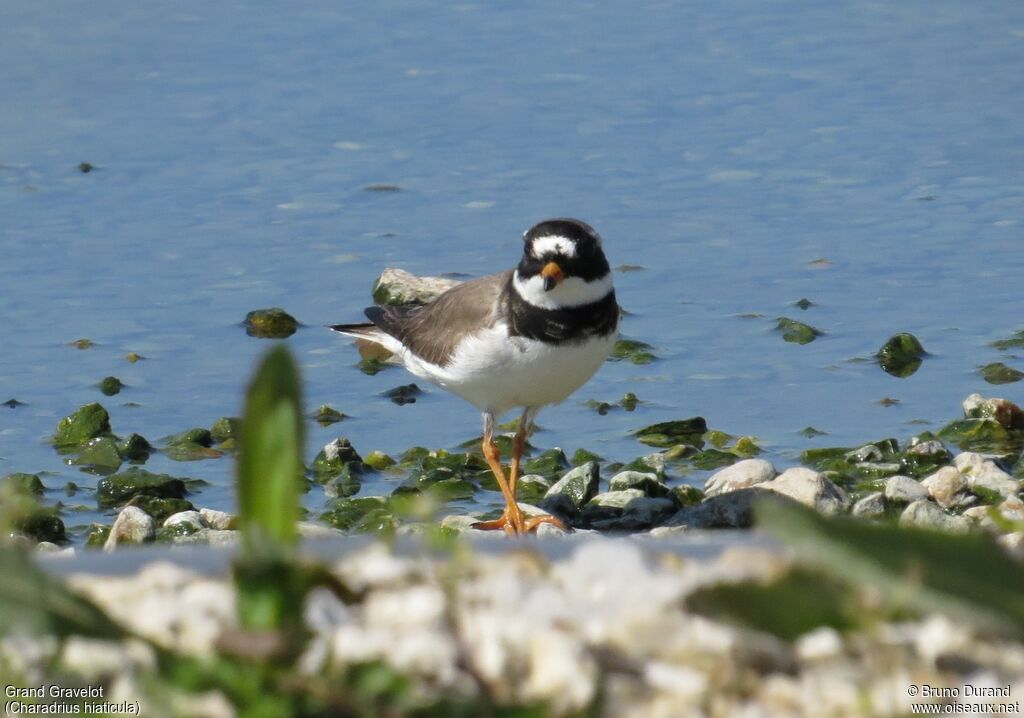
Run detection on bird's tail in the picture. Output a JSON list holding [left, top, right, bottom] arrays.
[[328, 322, 378, 338]]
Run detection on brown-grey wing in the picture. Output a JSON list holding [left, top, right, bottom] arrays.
[[364, 270, 510, 367]]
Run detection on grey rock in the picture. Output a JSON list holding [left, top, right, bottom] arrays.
[[851, 492, 887, 519], [372, 268, 462, 306], [638, 452, 667, 479], [954, 452, 1020, 499], [962, 505, 999, 532], [668, 487, 788, 529], [171, 528, 240, 546], [998, 495, 1024, 523], [298, 521, 346, 539], [609, 470, 670, 498], [104, 506, 155, 551], [199, 507, 235, 530], [899, 500, 969, 533], [963, 393, 1024, 427], [921, 467, 969, 509], [704, 458, 777, 497], [845, 444, 884, 463], [906, 438, 948, 455], [884, 475, 929, 505], [519, 474, 553, 492], [763, 467, 851, 515], [583, 489, 676, 530], [586, 488, 645, 508], [163, 510, 204, 531], [541, 461, 600, 516], [998, 532, 1024, 560], [645, 525, 690, 539]]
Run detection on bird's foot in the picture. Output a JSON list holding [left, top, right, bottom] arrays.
[[471, 505, 570, 536]]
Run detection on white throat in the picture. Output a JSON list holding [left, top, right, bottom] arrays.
[[512, 270, 613, 310]]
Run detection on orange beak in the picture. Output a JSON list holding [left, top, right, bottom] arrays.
[[540, 261, 564, 291]]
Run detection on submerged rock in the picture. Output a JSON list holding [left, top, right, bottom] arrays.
[[97, 468, 188, 507], [243, 307, 299, 338], [937, 419, 1010, 452], [633, 417, 708, 448], [979, 362, 1024, 385], [68, 436, 123, 473], [608, 338, 657, 365], [128, 495, 195, 522], [704, 458, 777, 496], [209, 417, 241, 444], [877, 332, 926, 377], [311, 405, 346, 426], [775, 317, 822, 345], [53, 402, 111, 447], [384, 383, 422, 405], [98, 376, 124, 396], [2, 472, 44, 496], [14, 505, 66, 544], [118, 433, 152, 462]]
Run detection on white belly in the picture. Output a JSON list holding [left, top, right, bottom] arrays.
[[396, 323, 618, 416]]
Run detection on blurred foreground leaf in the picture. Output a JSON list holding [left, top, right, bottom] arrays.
[[0, 546, 124, 640], [237, 345, 304, 549], [235, 346, 306, 637], [686, 567, 861, 641], [756, 500, 1024, 636]]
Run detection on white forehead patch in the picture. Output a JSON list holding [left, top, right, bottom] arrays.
[[530, 235, 577, 259]]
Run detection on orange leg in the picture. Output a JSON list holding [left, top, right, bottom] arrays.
[[471, 414, 526, 535], [472, 410, 568, 535], [507, 410, 569, 534]]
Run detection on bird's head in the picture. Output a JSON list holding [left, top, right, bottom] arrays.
[[513, 218, 613, 309]]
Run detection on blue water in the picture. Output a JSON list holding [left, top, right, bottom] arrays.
[[2, 1, 1023, 540]]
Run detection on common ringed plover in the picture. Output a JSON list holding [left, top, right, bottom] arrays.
[[330, 218, 619, 535]]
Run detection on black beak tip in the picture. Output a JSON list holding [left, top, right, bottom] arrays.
[[543, 276, 557, 291]]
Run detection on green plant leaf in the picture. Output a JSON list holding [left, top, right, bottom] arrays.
[[237, 346, 304, 549], [756, 500, 1024, 636]]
